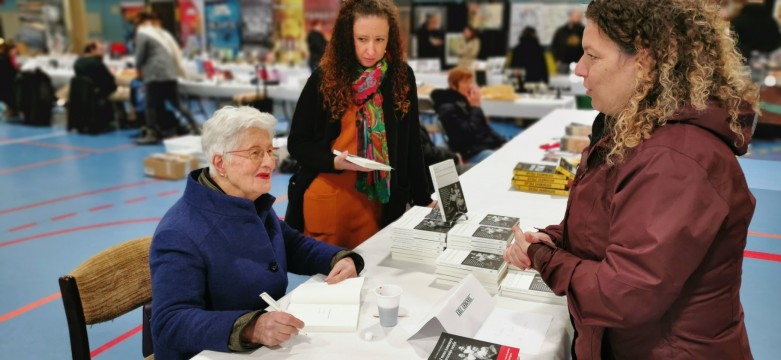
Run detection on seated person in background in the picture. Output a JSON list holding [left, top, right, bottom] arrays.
[[430, 67, 506, 164], [74, 40, 118, 100], [509, 26, 549, 84], [150, 106, 364, 359], [419, 123, 471, 191]]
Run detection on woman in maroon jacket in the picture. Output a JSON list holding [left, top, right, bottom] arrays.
[[504, 0, 758, 358]]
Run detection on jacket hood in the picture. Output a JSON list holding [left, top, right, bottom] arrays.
[[430, 88, 466, 108], [667, 101, 756, 156]]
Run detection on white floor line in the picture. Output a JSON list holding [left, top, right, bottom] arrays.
[[0, 131, 69, 146]]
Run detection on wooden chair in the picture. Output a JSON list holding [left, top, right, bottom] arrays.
[[58, 236, 153, 360]]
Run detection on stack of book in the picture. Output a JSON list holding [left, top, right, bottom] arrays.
[[511, 157, 577, 196], [560, 122, 593, 153], [435, 249, 508, 294], [446, 213, 520, 255], [499, 268, 566, 305], [389, 206, 452, 264]]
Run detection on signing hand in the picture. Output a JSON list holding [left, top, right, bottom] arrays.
[[333, 150, 373, 172], [325, 257, 357, 284], [244, 311, 305, 347]]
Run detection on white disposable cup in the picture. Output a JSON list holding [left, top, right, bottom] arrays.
[[374, 284, 403, 327]]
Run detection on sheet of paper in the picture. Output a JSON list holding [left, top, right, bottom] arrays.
[[473, 307, 553, 355], [333, 150, 393, 171]]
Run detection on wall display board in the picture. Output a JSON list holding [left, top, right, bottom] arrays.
[[179, 0, 204, 57], [240, 0, 274, 54], [507, 2, 586, 49], [205, 0, 241, 59]]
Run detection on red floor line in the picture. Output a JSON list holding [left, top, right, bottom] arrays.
[[123, 196, 148, 204], [0, 179, 162, 215], [748, 231, 781, 240], [90, 324, 143, 358], [51, 212, 77, 221], [157, 190, 179, 197], [0, 153, 90, 175], [0, 218, 162, 248], [0, 292, 62, 323], [744, 250, 781, 263], [9, 222, 38, 232], [89, 204, 114, 212], [18, 141, 103, 153]]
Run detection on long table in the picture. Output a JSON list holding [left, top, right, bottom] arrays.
[[193, 109, 599, 360]]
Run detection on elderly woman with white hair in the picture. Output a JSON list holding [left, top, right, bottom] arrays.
[[149, 106, 364, 359]]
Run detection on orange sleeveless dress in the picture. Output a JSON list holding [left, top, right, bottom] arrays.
[[302, 104, 383, 248]]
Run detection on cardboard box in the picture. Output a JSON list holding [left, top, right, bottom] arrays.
[[143, 153, 200, 180]]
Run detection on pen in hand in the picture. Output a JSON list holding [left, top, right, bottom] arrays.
[[259, 292, 308, 336]]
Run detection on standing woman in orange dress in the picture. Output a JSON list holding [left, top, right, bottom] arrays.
[[286, 0, 434, 248]]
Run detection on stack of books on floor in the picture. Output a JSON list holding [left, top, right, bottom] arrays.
[[511, 157, 577, 196], [389, 206, 452, 264], [446, 213, 519, 255], [434, 248, 508, 294], [499, 267, 566, 305]]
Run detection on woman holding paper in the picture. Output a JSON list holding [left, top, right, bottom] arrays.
[[504, 0, 757, 358], [150, 106, 364, 359], [286, 0, 434, 248]]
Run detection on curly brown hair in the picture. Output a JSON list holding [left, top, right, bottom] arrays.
[[318, 0, 409, 122], [586, 0, 759, 165]]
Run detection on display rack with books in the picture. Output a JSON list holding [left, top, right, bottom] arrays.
[[434, 249, 508, 294], [511, 157, 577, 196], [499, 268, 566, 305], [446, 213, 519, 255], [389, 206, 452, 264]]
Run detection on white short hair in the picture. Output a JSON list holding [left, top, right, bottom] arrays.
[[201, 106, 277, 176]]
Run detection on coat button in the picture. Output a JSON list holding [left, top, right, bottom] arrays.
[[268, 262, 279, 272]]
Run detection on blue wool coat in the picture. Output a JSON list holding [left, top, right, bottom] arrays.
[[150, 169, 345, 359]]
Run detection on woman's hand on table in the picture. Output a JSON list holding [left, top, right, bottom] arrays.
[[325, 257, 357, 284]]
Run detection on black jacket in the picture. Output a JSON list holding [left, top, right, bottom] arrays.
[[551, 23, 585, 65], [285, 65, 432, 231], [430, 88, 505, 160], [74, 55, 118, 99]]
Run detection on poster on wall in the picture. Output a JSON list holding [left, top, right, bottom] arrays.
[[467, 3, 504, 30], [240, 0, 273, 57], [121, 2, 145, 54], [274, 0, 307, 66], [303, 0, 340, 38], [178, 0, 204, 57], [508, 3, 586, 48], [445, 32, 461, 66], [205, 0, 241, 60]]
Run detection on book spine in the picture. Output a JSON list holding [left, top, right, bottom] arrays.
[[512, 184, 570, 196], [556, 157, 577, 179], [512, 179, 569, 190], [512, 174, 570, 185], [513, 170, 570, 180]]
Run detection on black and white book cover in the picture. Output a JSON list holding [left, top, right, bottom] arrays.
[[428, 332, 519, 360], [472, 225, 512, 241], [460, 251, 504, 271], [429, 159, 468, 223], [478, 214, 520, 229], [414, 219, 455, 234], [530, 273, 554, 294]]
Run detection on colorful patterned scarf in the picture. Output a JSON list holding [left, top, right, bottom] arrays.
[[353, 57, 390, 204]]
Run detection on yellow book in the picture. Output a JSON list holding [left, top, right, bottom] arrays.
[[512, 175, 570, 185], [555, 157, 577, 180], [513, 162, 570, 180], [512, 184, 570, 196], [512, 180, 569, 190]]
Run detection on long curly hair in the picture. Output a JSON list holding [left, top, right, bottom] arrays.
[[586, 0, 759, 165], [319, 0, 409, 122]]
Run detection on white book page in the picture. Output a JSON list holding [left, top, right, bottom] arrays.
[[289, 277, 365, 305], [285, 303, 360, 332], [474, 307, 553, 355], [333, 150, 392, 171]]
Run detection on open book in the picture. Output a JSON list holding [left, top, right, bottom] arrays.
[[333, 150, 392, 171], [429, 159, 468, 223], [285, 277, 366, 332]]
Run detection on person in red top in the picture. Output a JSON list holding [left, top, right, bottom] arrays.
[[504, 0, 758, 358]]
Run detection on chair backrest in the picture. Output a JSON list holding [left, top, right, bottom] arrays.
[[59, 236, 152, 360]]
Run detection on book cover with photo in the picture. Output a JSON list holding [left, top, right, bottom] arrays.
[[430, 159, 468, 223], [428, 332, 520, 360], [471, 225, 512, 241], [414, 219, 455, 234], [461, 250, 504, 272], [478, 214, 520, 229]]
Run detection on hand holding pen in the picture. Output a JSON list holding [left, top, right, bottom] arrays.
[[240, 292, 307, 347]]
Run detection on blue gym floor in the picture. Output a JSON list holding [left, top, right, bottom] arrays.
[[1, 115, 779, 359]]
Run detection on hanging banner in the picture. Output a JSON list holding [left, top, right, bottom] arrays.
[[205, 0, 241, 60], [178, 0, 204, 57]]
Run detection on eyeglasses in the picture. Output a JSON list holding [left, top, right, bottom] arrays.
[[226, 146, 280, 163]]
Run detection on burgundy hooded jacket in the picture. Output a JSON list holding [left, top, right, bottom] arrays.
[[528, 103, 756, 359]]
